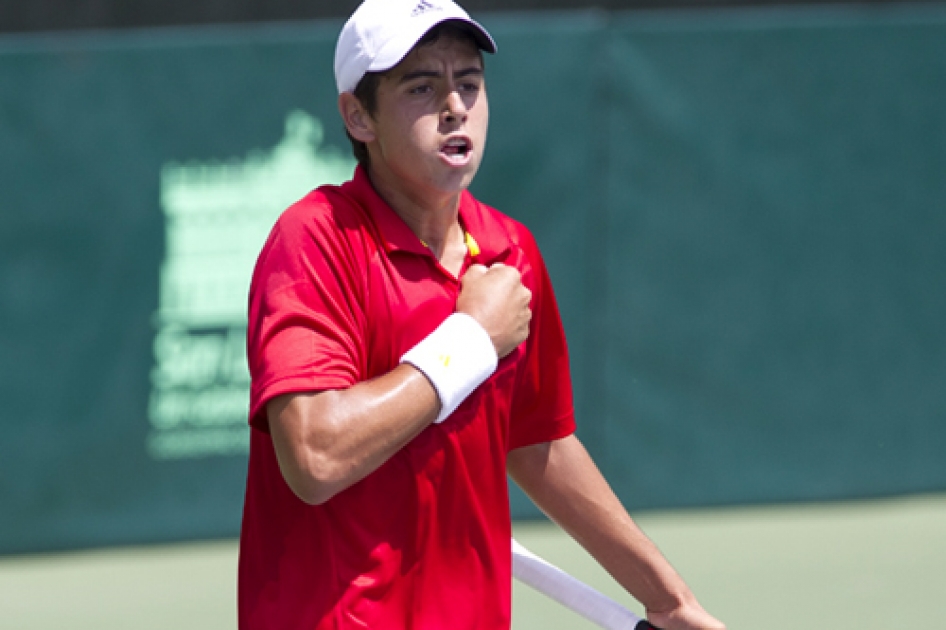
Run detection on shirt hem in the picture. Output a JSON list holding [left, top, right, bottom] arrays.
[[507, 410, 577, 452]]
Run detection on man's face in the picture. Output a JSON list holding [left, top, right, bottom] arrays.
[[367, 34, 488, 199]]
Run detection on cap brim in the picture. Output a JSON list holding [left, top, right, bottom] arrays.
[[459, 18, 497, 54]]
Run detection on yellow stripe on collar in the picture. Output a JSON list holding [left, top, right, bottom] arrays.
[[419, 230, 480, 256], [464, 231, 481, 257]]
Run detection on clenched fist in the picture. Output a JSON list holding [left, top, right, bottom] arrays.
[[457, 263, 532, 358]]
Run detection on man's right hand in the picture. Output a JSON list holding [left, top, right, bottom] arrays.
[[457, 263, 532, 358]]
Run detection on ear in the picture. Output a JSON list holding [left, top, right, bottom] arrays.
[[338, 92, 376, 144]]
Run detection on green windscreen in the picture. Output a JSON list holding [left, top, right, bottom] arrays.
[[1, 6, 945, 553]]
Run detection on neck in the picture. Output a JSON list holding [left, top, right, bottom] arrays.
[[366, 165, 464, 260]]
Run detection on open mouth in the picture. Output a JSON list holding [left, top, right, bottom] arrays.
[[440, 136, 472, 163]]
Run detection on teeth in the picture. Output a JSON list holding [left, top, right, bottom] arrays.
[[442, 138, 470, 159]]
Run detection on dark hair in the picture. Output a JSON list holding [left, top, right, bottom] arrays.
[[344, 21, 484, 169]]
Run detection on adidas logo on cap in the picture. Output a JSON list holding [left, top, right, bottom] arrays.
[[411, 0, 442, 17]]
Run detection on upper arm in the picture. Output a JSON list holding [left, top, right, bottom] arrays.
[[247, 201, 368, 431], [266, 390, 341, 505], [506, 439, 551, 488], [507, 434, 610, 521]]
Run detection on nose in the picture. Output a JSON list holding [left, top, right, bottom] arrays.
[[441, 89, 468, 124]]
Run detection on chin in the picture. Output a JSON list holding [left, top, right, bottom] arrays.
[[442, 156, 482, 187], [437, 168, 478, 196]]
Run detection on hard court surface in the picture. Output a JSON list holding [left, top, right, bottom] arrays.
[[1, 493, 943, 630]]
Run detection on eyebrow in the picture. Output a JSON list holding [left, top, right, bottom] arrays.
[[398, 66, 484, 84]]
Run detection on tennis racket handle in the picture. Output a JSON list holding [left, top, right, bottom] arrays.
[[635, 621, 659, 630]]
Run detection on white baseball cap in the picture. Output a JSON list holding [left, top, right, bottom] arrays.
[[334, 0, 497, 94]]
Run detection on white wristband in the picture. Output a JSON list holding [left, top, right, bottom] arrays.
[[400, 313, 499, 423]]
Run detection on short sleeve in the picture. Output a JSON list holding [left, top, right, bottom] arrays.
[[507, 228, 577, 450], [246, 193, 368, 431]]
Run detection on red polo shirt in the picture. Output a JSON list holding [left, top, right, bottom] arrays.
[[239, 166, 576, 630]]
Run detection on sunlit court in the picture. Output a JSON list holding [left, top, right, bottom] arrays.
[[2, 495, 945, 629]]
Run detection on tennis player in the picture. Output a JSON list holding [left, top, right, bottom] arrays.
[[238, 1, 725, 629]]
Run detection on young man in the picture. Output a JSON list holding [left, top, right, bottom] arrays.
[[238, 1, 726, 629]]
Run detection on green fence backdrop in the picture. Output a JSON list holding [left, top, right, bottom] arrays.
[[2, 5, 945, 554]]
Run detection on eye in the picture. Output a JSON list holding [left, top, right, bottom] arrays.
[[408, 84, 433, 95]]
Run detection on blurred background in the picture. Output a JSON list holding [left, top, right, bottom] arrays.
[[1, 0, 945, 628]]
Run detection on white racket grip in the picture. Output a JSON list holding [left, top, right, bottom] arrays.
[[511, 539, 655, 630]]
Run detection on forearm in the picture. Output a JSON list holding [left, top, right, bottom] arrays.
[[268, 363, 439, 504], [507, 435, 693, 614]]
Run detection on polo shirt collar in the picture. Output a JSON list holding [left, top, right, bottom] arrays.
[[347, 166, 512, 264], [456, 191, 512, 264], [349, 166, 429, 256]]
